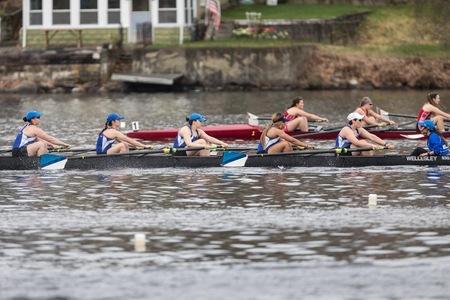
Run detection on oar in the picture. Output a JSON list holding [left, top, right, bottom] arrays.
[[400, 134, 425, 140], [0, 148, 13, 154], [291, 124, 381, 139], [381, 112, 416, 119], [255, 146, 387, 157]]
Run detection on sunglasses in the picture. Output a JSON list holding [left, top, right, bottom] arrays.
[[353, 118, 363, 122]]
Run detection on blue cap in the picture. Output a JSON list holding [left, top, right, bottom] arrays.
[[24, 111, 42, 122], [106, 113, 124, 123], [419, 120, 436, 131], [187, 113, 207, 122]]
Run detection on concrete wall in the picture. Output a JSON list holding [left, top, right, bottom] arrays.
[[131, 46, 316, 89]]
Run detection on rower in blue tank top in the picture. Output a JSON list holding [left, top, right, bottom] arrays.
[[96, 113, 151, 155], [411, 120, 449, 156], [335, 112, 394, 156], [12, 111, 70, 157], [257, 112, 314, 154], [174, 113, 228, 157]]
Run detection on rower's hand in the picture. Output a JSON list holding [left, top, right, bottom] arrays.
[[319, 118, 329, 123], [387, 120, 396, 125], [378, 122, 388, 128], [220, 142, 229, 148], [419, 152, 429, 157], [372, 145, 385, 151], [306, 144, 315, 149], [385, 143, 395, 149], [143, 145, 153, 149]]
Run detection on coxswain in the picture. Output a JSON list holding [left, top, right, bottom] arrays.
[[96, 113, 151, 155], [417, 92, 450, 133], [173, 113, 229, 156], [257, 112, 314, 154], [336, 112, 394, 156], [12, 111, 70, 157], [283, 97, 328, 132], [411, 120, 449, 157], [355, 96, 395, 127]]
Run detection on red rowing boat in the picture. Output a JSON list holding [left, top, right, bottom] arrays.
[[127, 124, 448, 141]]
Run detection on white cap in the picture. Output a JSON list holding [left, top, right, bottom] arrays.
[[347, 112, 365, 121]]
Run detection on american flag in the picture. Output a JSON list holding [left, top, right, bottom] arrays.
[[205, 0, 221, 30]]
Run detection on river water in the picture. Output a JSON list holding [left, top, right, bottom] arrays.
[[1, 90, 450, 299]]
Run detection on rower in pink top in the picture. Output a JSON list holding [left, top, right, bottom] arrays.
[[416, 92, 450, 133], [283, 97, 328, 132]]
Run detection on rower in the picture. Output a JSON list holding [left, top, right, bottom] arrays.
[[173, 113, 229, 156], [355, 96, 395, 127], [283, 97, 328, 132], [417, 92, 450, 133], [12, 111, 71, 157], [336, 112, 394, 156], [411, 120, 449, 157], [257, 112, 314, 154], [96, 113, 151, 155]]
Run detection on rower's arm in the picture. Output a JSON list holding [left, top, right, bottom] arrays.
[[359, 128, 387, 146], [115, 131, 148, 148], [428, 105, 450, 120], [179, 128, 196, 147], [278, 130, 312, 148], [33, 128, 70, 147], [198, 130, 228, 147], [297, 110, 328, 122], [342, 128, 373, 148], [369, 109, 395, 124]]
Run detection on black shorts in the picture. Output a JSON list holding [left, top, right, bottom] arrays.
[[12, 147, 29, 157]]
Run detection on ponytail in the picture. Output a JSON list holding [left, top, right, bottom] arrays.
[[427, 92, 440, 107], [23, 117, 28, 122], [289, 97, 303, 108], [100, 121, 112, 134], [360, 96, 372, 107], [260, 113, 285, 148]]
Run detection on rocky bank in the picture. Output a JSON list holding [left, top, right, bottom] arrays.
[[0, 46, 449, 93]]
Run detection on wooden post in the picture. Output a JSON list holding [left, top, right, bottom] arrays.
[[77, 30, 83, 48], [45, 30, 49, 48]]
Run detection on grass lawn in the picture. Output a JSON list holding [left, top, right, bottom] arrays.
[[222, 3, 371, 20]]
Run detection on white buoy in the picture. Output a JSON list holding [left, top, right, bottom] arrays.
[[368, 194, 378, 207], [134, 233, 146, 252]]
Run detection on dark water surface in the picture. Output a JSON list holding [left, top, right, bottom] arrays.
[[1, 91, 450, 299]]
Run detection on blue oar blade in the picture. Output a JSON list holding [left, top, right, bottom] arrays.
[[221, 151, 248, 167], [39, 154, 68, 170]]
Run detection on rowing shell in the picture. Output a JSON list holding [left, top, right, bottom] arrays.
[[1, 153, 449, 170], [127, 125, 441, 141]]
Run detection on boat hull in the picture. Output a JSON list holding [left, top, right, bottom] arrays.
[[127, 125, 447, 141], [0, 153, 449, 170]]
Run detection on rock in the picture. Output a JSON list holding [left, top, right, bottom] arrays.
[[51, 87, 66, 94], [11, 81, 38, 93], [71, 86, 85, 94]]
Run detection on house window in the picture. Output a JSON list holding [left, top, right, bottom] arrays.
[[108, 0, 121, 24], [80, 0, 98, 24], [184, 0, 194, 25], [133, 0, 149, 11], [53, 0, 70, 25], [30, 0, 43, 25], [159, 0, 177, 24]]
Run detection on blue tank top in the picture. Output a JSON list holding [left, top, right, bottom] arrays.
[[173, 126, 199, 148], [257, 130, 281, 154], [96, 131, 116, 154], [336, 126, 360, 148], [12, 124, 37, 150]]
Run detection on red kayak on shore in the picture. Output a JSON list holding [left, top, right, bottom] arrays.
[[127, 124, 447, 141]]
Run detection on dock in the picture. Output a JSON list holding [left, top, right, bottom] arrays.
[[111, 73, 183, 85]]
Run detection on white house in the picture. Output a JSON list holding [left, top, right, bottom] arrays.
[[22, 0, 198, 47]]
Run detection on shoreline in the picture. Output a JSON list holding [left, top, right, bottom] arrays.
[[0, 46, 449, 94]]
